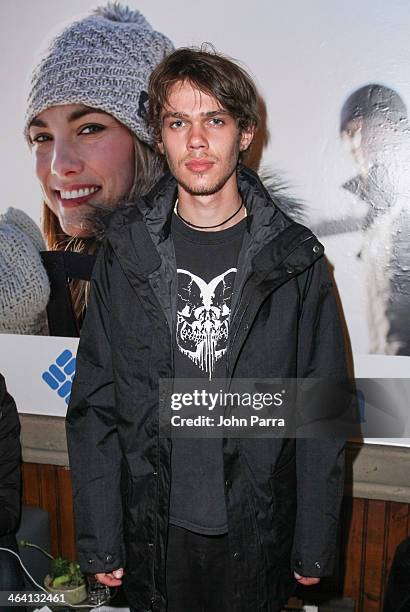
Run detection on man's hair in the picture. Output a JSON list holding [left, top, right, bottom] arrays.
[[148, 46, 259, 143]]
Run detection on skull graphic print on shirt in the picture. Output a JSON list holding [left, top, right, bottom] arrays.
[[176, 268, 237, 379]]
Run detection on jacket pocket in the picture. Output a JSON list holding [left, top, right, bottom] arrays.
[[269, 455, 297, 557], [120, 459, 133, 506]]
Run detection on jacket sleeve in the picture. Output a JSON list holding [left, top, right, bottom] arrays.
[[292, 256, 346, 578], [66, 242, 125, 574], [0, 374, 21, 536]]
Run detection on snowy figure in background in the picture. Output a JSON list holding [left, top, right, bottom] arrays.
[[340, 84, 410, 355], [177, 268, 236, 379]]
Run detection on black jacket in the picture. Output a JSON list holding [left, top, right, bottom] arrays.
[[66, 167, 346, 612], [0, 374, 21, 537]]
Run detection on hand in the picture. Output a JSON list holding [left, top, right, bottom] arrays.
[[294, 571, 320, 586], [95, 568, 124, 587], [0, 207, 50, 335]]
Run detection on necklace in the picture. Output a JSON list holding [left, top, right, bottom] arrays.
[[174, 199, 246, 230]]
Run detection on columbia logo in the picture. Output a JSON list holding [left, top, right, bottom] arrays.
[[42, 350, 76, 405]]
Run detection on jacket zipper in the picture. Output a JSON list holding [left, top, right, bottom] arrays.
[[152, 317, 175, 609], [226, 289, 249, 380]]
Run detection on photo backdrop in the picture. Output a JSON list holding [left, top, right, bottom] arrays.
[[0, 0, 409, 443]]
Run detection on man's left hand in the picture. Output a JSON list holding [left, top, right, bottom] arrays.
[[294, 571, 320, 586]]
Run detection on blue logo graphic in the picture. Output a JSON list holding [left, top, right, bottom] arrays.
[[42, 350, 76, 405]]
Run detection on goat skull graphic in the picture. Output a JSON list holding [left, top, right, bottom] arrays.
[[176, 268, 237, 378]]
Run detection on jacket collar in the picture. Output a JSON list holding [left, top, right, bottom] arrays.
[[137, 165, 289, 244], [105, 166, 323, 280]]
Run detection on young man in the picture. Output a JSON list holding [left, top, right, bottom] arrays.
[[66, 48, 346, 612]]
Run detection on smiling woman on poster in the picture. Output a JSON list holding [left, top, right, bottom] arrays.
[[0, 3, 173, 336]]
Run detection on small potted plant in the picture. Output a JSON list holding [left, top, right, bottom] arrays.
[[44, 557, 87, 605]]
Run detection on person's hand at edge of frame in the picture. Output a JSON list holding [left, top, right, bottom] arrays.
[[95, 568, 124, 586], [294, 571, 320, 586]]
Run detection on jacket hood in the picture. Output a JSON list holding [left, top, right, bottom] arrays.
[[98, 167, 323, 319], [90, 166, 307, 242]]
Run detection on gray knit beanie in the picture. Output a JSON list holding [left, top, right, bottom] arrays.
[[24, 3, 174, 146], [0, 208, 50, 335]]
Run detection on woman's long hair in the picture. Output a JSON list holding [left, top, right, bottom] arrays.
[[42, 135, 165, 328]]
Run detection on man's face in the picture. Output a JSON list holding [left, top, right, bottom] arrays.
[[158, 80, 254, 197]]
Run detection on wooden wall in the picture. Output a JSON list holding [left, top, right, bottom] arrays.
[[22, 462, 410, 611], [22, 463, 76, 561], [341, 497, 410, 611]]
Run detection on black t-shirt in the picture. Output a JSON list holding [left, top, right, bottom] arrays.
[[169, 212, 246, 534]]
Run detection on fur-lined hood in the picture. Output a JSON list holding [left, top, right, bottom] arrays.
[[90, 166, 306, 241]]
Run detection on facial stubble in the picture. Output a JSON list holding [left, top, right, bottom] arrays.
[[162, 133, 243, 196]]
